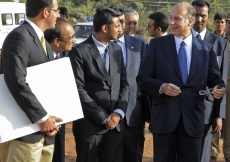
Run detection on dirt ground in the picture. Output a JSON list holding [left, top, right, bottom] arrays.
[[64, 122, 225, 162]]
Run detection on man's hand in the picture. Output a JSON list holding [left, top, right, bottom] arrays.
[[104, 113, 121, 130], [211, 117, 222, 134], [39, 116, 63, 136], [212, 85, 225, 99], [161, 83, 181, 96]]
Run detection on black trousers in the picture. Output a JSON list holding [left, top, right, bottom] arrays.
[[123, 120, 145, 162], [154, 117, 203, 162], [52, 124, 65, 162], [74, 129, 124, 162]]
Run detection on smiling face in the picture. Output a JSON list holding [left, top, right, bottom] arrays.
[[125, 14, 138, 35], [193, 5, 209, 33], [169, 4, 194, 39]]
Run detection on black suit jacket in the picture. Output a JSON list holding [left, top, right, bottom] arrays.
[[2, 21, 55, 144], [69, 35, 129, 134], [202, 30, 229, 124], [137, 34, 224, 137]]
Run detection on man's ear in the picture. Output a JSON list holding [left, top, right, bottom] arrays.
[[41, 8, 50, 18], [101, 24, 108, 33], [54, 38, 60, 47]]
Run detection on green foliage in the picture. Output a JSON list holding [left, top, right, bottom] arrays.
[[0, 0, 14, 2]]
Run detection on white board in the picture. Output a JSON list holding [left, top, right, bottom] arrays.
[[0, 58, 83, 143]]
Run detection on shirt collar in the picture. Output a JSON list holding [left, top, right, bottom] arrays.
[[174, 33, 192, 50], [118, 35, 125, 44], [25, 19, 44, 40], [192, 28, 206, 40], [92, 33, 108, 54]]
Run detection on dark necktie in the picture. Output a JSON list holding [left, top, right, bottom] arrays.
[[178, 41, 188, 84], [103, 47, 109, 71], [196, 34, 201, 39]]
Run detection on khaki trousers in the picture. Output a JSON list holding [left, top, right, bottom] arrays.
[[211, 80, 230, 158], [0, 136, 54, 162]]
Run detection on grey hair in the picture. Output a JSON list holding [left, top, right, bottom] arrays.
[[123, 9, 139, 20], [174, 2, 196, 21]]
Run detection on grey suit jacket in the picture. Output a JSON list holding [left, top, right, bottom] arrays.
[[123, 34, 146, 126], [2, 21, 55, 144], [202, 30, 229, 125], [69, 35, 129, 134]]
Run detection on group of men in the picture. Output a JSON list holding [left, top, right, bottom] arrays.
[[0, 0, 229, 162]]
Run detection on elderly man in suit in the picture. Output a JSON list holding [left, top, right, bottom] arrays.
[[44, 18, 76, 162], [137, 2, 225, 162], [0, 0, 62, 162], [110, 7, 146, 162], [69, 6, 129, 162], [191, 1, 229, 162]]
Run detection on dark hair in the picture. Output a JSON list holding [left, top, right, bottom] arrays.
[[148, 12, 169, 32], [191, 0, 210, 14], [26, 0, 53, 18], [109, 6, 124, 15], [214, 12, 226, 21], [44, 19, 70, 43], [59, 6, 68, 19], [93, 6, 121, 32]]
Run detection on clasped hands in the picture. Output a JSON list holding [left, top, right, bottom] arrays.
[[161, 83, 225, 99], [39, 115, 63, 136], [102, 112, 121, 130]]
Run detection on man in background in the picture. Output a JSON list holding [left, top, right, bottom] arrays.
[[146, 12, 168, 38], [59, 6, 68, 21], [124, 9, 147, 44], [0, 0, 62, 161], [44, 18, 75, 162], [191, 1, 229, 162], [110, 6, 146, 162], [69, 7, 129, 161], [213, 13, 226, 37]]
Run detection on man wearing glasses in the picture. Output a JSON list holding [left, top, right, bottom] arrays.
[[44, 19, 75, 162], [0, 0, 62, 162]]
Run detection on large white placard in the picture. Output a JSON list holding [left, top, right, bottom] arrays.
[[0, 58, 83, 143]]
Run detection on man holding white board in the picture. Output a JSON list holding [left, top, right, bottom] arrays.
[[0, 0, 62, 162]]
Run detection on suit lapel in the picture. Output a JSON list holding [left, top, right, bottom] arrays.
[[162, 35, 182, 81], [187, 37, 202, 81], [23, 22, 47, 62], [124, 35, 134, 70], [87, 37, 111, 86]]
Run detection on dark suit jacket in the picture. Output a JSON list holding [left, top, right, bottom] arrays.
[[2, 21, 55, 144], [137, 34, 224, 137], [202, 30, 229, 124], [69, 35, 129, 135], [123, 34, 146, 126]]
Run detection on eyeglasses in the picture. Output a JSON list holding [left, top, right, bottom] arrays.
[[49, 8, 60, 14], [127, 21, 137, 26], [199, 88, 213, 95]]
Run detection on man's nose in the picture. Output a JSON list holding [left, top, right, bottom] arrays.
[[196, 16, 202, 22]]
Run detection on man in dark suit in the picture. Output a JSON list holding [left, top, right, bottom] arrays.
[[137, 3, 226, 162], [44, 19, 76, 162], [69, 6, 129, 162], [191, 1, 229, 162], [0, 0, 62, 162], [110, 7, 146, 162]]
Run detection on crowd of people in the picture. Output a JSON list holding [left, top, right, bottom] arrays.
[[0, 0, 230, 162]]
